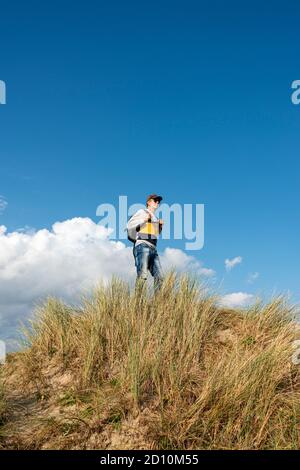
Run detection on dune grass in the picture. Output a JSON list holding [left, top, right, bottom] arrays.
[[12, 272, 300, 449], [0, 374, 5, 421], [0, 367, 7, 446]]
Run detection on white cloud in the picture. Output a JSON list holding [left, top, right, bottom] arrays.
[[0, 217, 214, 350], [219, 292, 254, 308], [0, 196, 8, 214], [161, 248, 215, 277], [225, 256, 242, 271], [247, 272, 260, 284]]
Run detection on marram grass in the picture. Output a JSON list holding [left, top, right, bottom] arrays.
[[6, 272, 300, 449]]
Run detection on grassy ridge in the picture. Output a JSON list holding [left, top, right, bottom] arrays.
[[3, 272, 300, 449]]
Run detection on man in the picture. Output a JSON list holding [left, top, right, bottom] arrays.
[[127, 194, 164, 293]]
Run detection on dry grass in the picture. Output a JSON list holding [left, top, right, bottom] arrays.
[[0, 366, 7, 447], [0, 370, 5, 421], [2, 272, 300, 449]]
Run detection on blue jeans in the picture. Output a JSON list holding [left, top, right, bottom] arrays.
[[133, 243, 164, 292]]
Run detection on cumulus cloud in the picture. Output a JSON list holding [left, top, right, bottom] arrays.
[[219, 292, 254, 308], [225, 256, 242, 271], [0, 217, 214, 350], [161, 248, 215, 277], [0, 196, 8, 214]]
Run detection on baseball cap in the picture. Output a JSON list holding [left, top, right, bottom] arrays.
[[146, 194, 163, 204]]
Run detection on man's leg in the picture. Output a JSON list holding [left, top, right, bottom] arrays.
[[133, 243, 150, 293], [149, 248, 164, 293]]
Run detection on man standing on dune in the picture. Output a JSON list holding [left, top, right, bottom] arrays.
[[127, 194, 164, 293]]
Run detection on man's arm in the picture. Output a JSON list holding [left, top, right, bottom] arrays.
[[127, 209, 150, 232]]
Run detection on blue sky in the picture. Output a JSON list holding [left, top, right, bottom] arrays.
[[0, 0, 300, 321]]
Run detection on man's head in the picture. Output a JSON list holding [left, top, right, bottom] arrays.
[[146, 193, 162, 211]]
